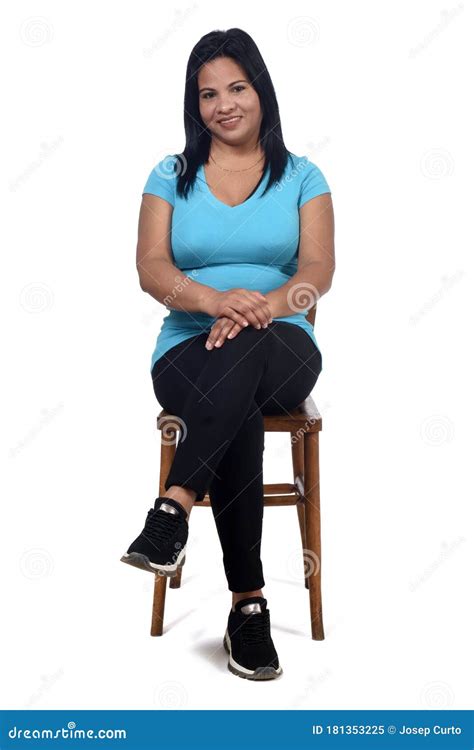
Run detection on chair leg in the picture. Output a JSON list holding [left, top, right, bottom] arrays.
[[296, 502, 309, 590], [169, 554, 186, 589], [150, 427, 177, 636], [151, 574, 167, 636], [303, 431, 325, 640], [292, 431, 309, 590]]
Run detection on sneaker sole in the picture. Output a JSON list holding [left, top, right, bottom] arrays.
[[120, 547, 186, 577], [223, 629, 283, 681]]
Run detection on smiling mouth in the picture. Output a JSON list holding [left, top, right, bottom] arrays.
[[218, 116, 242, 124]]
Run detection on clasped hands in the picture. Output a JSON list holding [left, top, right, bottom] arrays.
[[204, 289, 274, 350]]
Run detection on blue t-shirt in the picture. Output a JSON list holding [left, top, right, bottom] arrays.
[[142, 152, 331, 372]]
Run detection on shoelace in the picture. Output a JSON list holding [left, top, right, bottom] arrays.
[[240, 610, 271, 645], [143, 508, 182, 545]]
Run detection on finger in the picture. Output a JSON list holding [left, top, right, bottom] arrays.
[[243, 299, 269, 329], [213, 320, 236, 347], [226, 296, 264, 329], [205, 322, 227, 349], [249, 293, 273, 326], [222, 306, 253, 329], [237, 292, 272, 329], [227, 322, 242, 339]]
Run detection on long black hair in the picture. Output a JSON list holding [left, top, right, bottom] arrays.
[[170, 28, 295, 200]]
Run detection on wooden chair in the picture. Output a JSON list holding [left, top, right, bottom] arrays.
[[150, 304, 324, 640]]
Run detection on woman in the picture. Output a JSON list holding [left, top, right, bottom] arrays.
[[121, 28, 335, 681]]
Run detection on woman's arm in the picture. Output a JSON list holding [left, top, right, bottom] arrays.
[[136, 194, 214, 313], [265, 193, 335, 318]]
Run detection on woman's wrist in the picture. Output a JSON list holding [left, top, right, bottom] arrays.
[[197, 287, 219, 316], [264, 291, 279, 319]]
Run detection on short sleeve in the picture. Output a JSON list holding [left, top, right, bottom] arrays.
[[298, 159, 331, 208], [142, 155, 177, 206]]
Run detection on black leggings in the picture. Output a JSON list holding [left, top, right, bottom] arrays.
[[150, 321, 322, 593]]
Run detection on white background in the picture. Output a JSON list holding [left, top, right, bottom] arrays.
[[1, 0, 472, 711]]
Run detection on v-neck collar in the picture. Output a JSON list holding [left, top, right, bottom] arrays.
[[198, 162, 269, 210]]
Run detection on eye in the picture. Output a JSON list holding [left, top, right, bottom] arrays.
[[201, 85, 246, 100]]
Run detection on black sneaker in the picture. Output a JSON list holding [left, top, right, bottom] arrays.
[[120, 497, 188, 576], [223, 596, 283, 680]]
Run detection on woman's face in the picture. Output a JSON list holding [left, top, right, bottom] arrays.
[[197, 56, 263, 147]]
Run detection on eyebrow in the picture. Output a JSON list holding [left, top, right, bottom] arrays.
[[199, 79, 248, 93]]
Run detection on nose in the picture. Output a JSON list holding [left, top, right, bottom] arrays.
[[218, 104, 236, 113], [216, 96, 237, 113]]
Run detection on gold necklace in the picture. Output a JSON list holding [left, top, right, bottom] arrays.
[[209, 152, 265, 173]]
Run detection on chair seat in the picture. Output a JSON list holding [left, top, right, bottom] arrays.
[[262, 396, 322, 433]]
